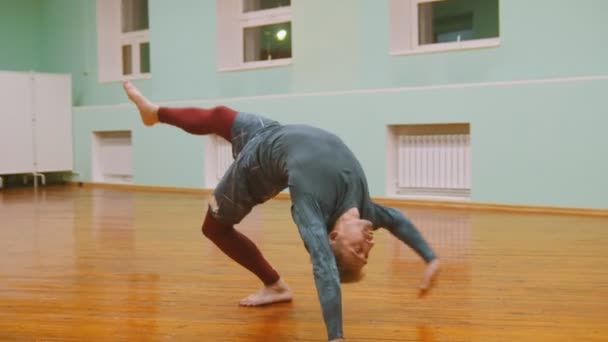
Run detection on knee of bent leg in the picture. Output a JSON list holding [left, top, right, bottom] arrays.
[[202, 212, 222, 240], [201, 201, 233, 240], [201, 218, 214, 239]]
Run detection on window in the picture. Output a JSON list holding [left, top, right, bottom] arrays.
[[217, 0, 292, 70], [390, 0, 499, 55], [243, 22, 292, 62], [96, 0, 151, 82], [121, 0, 151, 77]]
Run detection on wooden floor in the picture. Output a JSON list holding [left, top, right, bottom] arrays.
[[1, 186, 607, 341]]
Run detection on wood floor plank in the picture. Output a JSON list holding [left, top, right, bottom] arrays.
[[1, 186, 607, 341]]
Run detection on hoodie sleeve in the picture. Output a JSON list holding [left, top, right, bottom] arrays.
[[371, 202, 437, 262], [291, 193, 344, 341]]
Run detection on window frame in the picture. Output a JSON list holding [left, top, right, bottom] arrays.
[[390, 0, 500, 56], [217, 0, 293, 71], [121, 29, 151, 80], [96, 0, 151, 83]]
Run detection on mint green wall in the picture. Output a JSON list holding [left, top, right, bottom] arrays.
[[73, 77, 608, 209], [361, 0, 608, 87], [37, 0, 93, 105], [36, 0, 608, 102], [6, 0, 608, 209], [72, 105, 206, 188], [0, 0, 41, 71]]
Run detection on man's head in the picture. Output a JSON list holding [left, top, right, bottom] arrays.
[[329, 218, 375, 283]]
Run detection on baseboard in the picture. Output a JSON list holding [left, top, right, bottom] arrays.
[[71, 182, 213, 195], [373, 197, 608, 217], [70, 182, 608, 217]]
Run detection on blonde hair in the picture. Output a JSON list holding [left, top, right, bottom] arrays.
[[330, 218, 374, 283], [332, 241, 366, 283]]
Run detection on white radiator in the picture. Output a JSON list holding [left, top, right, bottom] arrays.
[[397, 134, 470, 197], [92, 131, 133, 184], [216, 138, 234, 180]]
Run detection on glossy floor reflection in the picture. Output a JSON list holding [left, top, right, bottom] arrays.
[[0, 186, 606, 341]]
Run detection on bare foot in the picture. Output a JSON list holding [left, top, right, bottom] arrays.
[[418, 259, 440, 297], [239, 278, 293, 306], [122, 80, 159, 126]]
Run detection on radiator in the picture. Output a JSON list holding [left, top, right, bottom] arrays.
[[397, 134, 470, 197], [216, 138, 233, 180]]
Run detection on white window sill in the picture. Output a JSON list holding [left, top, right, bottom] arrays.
[[391, 38, 500, 56], [219, 58, 292, 72]]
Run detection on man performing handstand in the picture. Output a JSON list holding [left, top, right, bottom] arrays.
[[123, 81, 440, 341]]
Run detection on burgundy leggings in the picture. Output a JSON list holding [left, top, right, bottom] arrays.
[[159, 106, 280, 285]]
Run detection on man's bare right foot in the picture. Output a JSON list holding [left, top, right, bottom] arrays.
[[419, 259, 440, 297], [239, 278, 293, 306], [122, 80, 159, 126]]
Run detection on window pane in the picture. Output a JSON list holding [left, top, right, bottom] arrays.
[[122, 0, 149, 32], [140, 42, 151, 73], [243, 22, 291, 62], [418, 0, 499, 45], [243, 0, 290, 12], [122, 45, 132, 75]]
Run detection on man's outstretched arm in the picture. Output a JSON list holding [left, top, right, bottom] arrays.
[[372, 203, 440, 292], [291, 199, 344, 341]]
